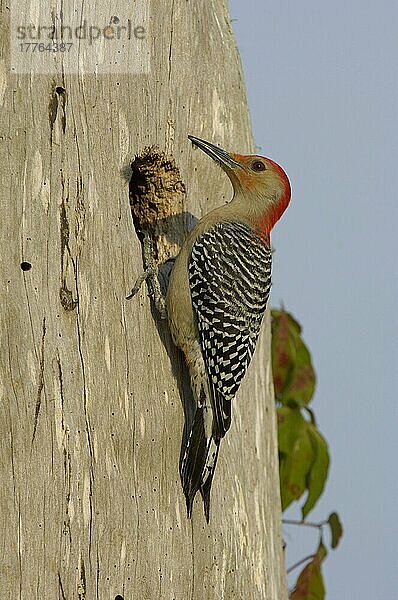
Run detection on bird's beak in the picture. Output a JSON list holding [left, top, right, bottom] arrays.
[[188, 135, 242, 170]]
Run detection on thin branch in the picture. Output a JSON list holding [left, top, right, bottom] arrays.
[[282, 518, 325, 529], [286, 553, 315, 575]]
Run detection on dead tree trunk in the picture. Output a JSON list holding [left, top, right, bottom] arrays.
[[0, 1, 287, 598]]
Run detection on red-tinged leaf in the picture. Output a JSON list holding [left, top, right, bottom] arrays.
[[290, 561, 325, 600], [302, 426, 330, 519], [327, 512, 343, 549], [271, 310, 316, 407], [272, 310, 297, 397]]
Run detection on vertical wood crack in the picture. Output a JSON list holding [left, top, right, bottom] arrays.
[[32, 317, 46, 445]]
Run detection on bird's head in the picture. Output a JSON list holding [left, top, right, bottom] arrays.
[[188, 135, 291, 238]]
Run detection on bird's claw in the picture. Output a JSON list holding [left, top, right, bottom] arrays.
[[127, 232, 168, 319]]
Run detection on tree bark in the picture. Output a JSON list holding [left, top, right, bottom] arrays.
[[0, 1, 287, 598]]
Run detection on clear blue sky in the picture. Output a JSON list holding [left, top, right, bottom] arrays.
[[230, 0, 397, 597]]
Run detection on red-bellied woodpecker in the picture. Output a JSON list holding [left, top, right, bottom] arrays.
[[166, 135, 291, 522]]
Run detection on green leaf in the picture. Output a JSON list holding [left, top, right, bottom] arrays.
[[278, 408, 329, 515], [327, 512, 343, 549], [271, 310, 316, 407], [290, 561, 325, 600], [304, 407, 317, 426], [302, 426, 330, 518], [277, 406, 306, 455], [315, 539, 327, 564], [278, 408, 315, 511]]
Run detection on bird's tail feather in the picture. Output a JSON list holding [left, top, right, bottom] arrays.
[[180, 407, 220, 522], [200, 440, 220, 523]]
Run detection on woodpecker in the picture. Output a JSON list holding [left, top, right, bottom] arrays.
[[166, 135, 291, 522]]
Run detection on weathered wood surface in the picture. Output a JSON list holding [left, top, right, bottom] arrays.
[[0, 1, 287, 598]]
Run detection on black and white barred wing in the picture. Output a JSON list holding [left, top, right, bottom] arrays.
[[188, 221, 272, 440]]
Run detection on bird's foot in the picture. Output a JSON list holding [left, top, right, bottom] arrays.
[[127, 232, 167, 320]]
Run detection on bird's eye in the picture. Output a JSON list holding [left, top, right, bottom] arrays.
[[251, 160, 266, 172]]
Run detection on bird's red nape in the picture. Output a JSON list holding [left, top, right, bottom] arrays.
[[230, 152, 291, 240]]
